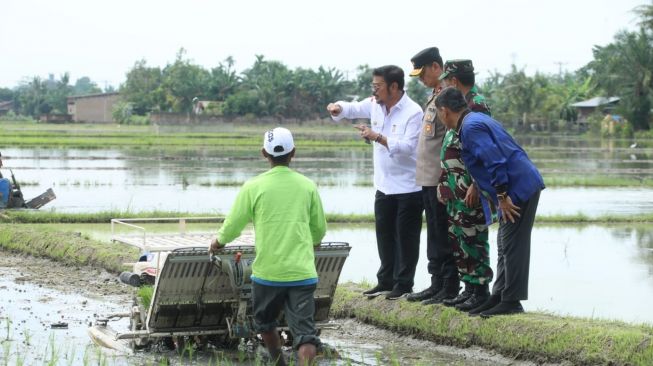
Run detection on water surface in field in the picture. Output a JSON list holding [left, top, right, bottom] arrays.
[[2, 136, 653, 216]]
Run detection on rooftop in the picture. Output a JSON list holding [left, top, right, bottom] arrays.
[[571, 97, 620, 108]]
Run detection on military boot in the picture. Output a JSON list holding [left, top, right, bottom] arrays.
[[442, 281, 473, 307], [422, 278, 460, 305], [406, 277, 442, 302], [456, 283, 490, 312]]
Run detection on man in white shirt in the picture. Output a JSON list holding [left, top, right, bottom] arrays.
[[327, 65, 424, 300]]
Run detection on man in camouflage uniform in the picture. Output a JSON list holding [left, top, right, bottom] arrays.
[[436, 59, 495, 312]]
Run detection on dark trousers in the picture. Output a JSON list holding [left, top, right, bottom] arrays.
[[422, 186, 457, 283], [493, 190, 541, 301], [374, 190, 423, 291]]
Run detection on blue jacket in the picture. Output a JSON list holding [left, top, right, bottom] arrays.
[[0, 178, 10, 207], [459, 112, 545, 225]]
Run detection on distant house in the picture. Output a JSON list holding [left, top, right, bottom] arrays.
[[571, 97, 620, 123], [0, 100, 14, 116], [67, 92, 120, 123]]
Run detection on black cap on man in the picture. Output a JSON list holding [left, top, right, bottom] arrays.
[[409, 47, 443, 77]]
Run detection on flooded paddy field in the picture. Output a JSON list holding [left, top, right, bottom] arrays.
[[2, 140, 653, 215]]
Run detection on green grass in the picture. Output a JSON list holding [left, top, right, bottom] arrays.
[[332, 283, 653, 366], [0, 225, 138, 272], [544, 175, 653, 188], [0, 121, 366, 150], [536, 212, 653, 223], [137, 286, 154, 310], [0, 210, 223, 224], [2, 210, 653, 224]]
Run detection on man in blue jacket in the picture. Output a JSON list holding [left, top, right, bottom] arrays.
[[434, 87, 545, 317], [0, 152, 10, 208]]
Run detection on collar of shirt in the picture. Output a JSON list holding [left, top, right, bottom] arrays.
[[455, 109, 472, 135], [426, 86, 443, 105], [465, 85, 479, 102], [382, 91, 408, 116]]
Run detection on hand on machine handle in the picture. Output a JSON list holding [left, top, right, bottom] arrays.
[[209, 238, 223, 263]]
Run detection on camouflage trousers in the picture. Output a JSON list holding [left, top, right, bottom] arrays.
[[447, 199, 493, 285]]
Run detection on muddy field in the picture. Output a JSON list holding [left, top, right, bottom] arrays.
[[0, 251, 544, 365]]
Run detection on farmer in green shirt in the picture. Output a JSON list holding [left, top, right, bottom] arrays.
[[210, 127, 327, 366]]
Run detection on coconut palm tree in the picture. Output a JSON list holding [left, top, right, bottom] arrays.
[[587, 29, 653, 130]]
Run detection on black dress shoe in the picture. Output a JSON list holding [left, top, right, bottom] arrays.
[[362, 284, 392, 297], [479, 301, 524, 318], [385, 287, 412, 300], [421, 287, 459, 305], [406, 286, 438, 302], [468, 294, 500, 316], [442, 289, 472, 307], [456, 293, 489, 311]]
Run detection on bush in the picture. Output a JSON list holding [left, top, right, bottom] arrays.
[[614, 120, 634, 138], [112, 101, 150, 125], [586, 111, 604, 135], [112, 101, 133, 124], [0, 110, 37, 123]]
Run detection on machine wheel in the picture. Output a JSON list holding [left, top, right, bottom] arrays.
[[174, 336, 188, 355], [140, 273, 155, 286], [162, 337, 176, 350], [129, 314, 150, 350], [282, 330, 294, 347], [129, 301, 150, 350], [207, 333, 240, 349]]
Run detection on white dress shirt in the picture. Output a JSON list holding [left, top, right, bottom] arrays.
[[332, 92, 424, 195]]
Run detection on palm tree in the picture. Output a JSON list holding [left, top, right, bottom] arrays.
[[587, 29, 653, 130], [634, 2, 653, 32]]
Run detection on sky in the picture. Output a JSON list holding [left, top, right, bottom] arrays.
[[0, 0, 647, 89]]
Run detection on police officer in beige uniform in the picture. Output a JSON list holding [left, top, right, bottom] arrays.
[[406, 47, 460, 305]]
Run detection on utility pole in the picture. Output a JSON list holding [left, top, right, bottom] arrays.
[[554, 61, 568, 77]]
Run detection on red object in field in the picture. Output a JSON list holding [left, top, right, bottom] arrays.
[[235, 252, 242, 263]]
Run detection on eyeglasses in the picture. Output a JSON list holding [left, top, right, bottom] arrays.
[[370, 82, 386, 91]]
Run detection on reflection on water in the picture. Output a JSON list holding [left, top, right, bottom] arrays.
[[322, 224, 653, 324]]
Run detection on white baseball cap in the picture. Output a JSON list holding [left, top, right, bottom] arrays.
[[263, 127, 295, 157]]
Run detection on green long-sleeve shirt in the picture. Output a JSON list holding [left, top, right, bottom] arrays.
[[217, 166, 327, 282]]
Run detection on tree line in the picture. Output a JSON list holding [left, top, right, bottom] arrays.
[[1, 3, 652, 130], [0, 74, 107, 117]]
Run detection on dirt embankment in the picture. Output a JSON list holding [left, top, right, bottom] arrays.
[[332, 284, 653, 366], [0, 252, 128, 297]]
